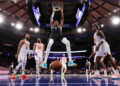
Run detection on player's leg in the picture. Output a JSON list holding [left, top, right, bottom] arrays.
[[21, 62, 29, 78], [61, 37, 77, 67], [61, 67, 64, 76], [11, 62, 22, 79], [100, 57, 107, 76], [94, 56, 97, 72], [61, 63, 67, 77], [20, 61, 29, 79], [14, 62, 22, 74], [106, 42, 119, 75], [92, 45, 103, 76], [92, 56, 101, 77], [107, 51, 120, 78], [64, 64, 67, 74], [51, 69, 54, 77], [61, 38, 72, 61], [109, 55, 120, 78], [36, 57, 41, 78], [21, 62, 26, 75], [109, 55, 119, 73], [35, 54, 40, 75], [40, 39, 54, 69], [36, 60, 40, 75], [44, 39, 54, 63]]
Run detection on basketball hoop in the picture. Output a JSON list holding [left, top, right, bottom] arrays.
[[52, 1, 63, 11]]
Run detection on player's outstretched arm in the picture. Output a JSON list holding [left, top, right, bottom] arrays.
[[60, 4, 64, 28], [50, 8, 56, 28]]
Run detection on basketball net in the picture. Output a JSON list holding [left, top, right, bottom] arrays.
[[52, 0, 63, 11]]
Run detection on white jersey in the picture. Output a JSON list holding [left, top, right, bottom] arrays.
[[18, 39, 30, 62], [94, 31, 111, 57], [35, 43, 44, 54], [34, 43, 44, 62], [94, 31, 103, 45], [20, 39, 30, 53]]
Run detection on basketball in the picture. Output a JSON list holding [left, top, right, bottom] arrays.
[[50, 60, 62, 71]]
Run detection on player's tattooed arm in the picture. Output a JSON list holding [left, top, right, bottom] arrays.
[[60, 4, 64, 28], [16, 40, 24, 59], [33, 43, 37, 56]]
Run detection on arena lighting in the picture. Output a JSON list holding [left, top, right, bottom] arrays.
[[82, 28, 86, 32], [11, 22, 15, 26], [77, 27, 82, 33], [34, 27, 39, 33], [101, 24, 104, 28], [76, 3, 86, 27], [30, 27, 34, 31], [15, 22, 23, 30], [111, 16, 120, 25], [32, 5, 41, 26], [0, 15, 4, 23]]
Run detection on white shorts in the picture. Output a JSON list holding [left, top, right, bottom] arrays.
[[18, 51, 27, 63], [94, 41, 111, 62], [35, 53, 43, 64]]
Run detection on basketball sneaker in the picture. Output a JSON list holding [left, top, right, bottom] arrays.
[[91, 70, 101, 78], [68, 61, 77, 67], [11, 74, 16, 79], [39, 63, 47, 69], [21, 75, 29, 79]]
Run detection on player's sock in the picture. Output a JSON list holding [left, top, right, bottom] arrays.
[[13, 62, 22, 74]]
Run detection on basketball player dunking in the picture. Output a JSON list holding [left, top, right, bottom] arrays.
[[11, 34, 30, 79], [33, 38, 44, 76], [92, 23, 120, 77], [40, 3, 76, 69]]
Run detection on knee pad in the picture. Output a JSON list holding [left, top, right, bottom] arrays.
[[62, 38, 70, 45], [49, 39, 54, 46]]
